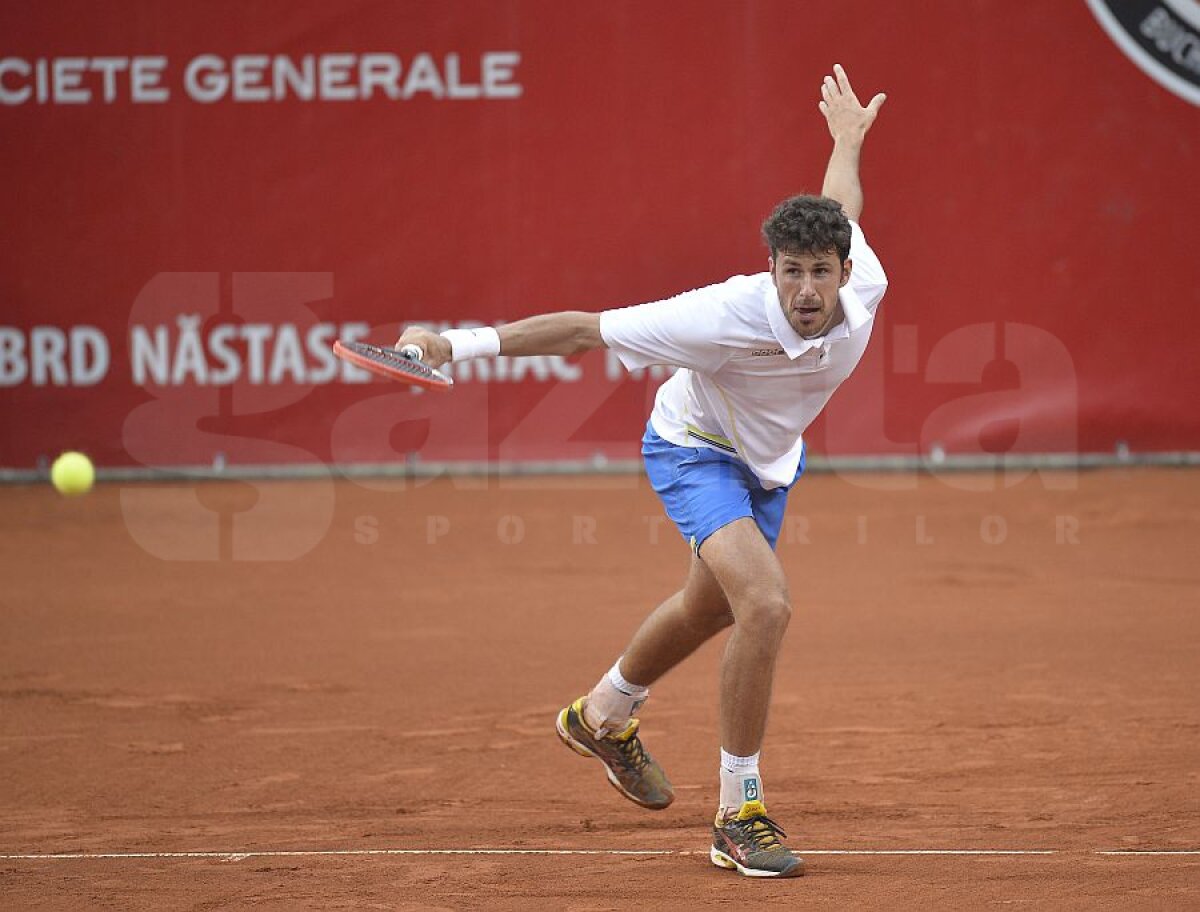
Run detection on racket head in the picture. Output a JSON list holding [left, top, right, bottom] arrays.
[[332, 340, 453, 391]]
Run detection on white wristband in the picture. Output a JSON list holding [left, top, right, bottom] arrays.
[[440, 327, 501, 361]]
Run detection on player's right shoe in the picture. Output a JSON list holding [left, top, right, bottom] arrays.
[[555, 697, 674, 810], [710, 800, 805, 878]]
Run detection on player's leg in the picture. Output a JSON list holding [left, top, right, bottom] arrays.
[[582, 554, 730, 731], [700, 517, 804, 877], [605, 554, 733, 694], [555, 555, 731, 810], [700, 518, 790, 757]]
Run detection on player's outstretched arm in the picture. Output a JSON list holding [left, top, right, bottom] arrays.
[[396, 311, 604, 368], [819, 64, 886, 222]]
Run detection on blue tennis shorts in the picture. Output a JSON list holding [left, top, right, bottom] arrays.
[[641, 422, 805, 553]]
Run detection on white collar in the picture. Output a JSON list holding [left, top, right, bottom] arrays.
[[764, 282, 873, 357]]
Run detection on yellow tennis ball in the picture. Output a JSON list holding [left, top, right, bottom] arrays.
[[51, 451, 95, 497]]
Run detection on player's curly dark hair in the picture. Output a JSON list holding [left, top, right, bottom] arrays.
[[761, 195, 851, 262]]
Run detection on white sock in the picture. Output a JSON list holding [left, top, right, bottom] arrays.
[[582, 658, 649, 735], [719, 749, 763, 817]]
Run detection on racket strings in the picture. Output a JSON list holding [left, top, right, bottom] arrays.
[[355, 343, 432, 377], [333, 339, 452, 390]]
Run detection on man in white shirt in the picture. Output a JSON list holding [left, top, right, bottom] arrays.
[[397, 64, 886, 879]]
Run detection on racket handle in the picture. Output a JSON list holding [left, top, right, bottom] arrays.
[[399, 344, 424, 362]]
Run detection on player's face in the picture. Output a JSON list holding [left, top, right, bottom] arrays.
[[769, 249, 852, 339]]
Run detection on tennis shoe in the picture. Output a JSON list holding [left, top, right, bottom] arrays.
[[710, 800, 805, 878], [555, 697, 674, 810]]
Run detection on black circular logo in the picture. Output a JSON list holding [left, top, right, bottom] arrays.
[[1087, 0, 1200, 105]]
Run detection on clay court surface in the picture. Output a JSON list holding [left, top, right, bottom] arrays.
[[1, 468, 1197, 909]]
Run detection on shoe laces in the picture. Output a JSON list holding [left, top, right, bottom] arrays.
[[610, 723, 651, 772], [731, 813, 788, 852]]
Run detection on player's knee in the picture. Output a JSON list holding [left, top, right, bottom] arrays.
[[736, 590, 791, 636]]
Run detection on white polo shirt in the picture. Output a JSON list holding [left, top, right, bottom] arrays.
[[599, 221, 887, 489]]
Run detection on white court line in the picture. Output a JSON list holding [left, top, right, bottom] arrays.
[[4, 847, 1194, 862], [1, 849, 673, 861], [0, 848, 1061, 862]]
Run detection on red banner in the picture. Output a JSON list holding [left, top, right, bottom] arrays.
[[2, 1, 1198, 469]]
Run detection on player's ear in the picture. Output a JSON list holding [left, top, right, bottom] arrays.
[[840, 257, 853, 287], [768, 257, 776, 284]]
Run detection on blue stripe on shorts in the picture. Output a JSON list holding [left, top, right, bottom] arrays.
[[641, 422, 805, 553]]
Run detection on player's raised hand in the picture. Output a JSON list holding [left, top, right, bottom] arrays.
[[818, 63, 886, 142]]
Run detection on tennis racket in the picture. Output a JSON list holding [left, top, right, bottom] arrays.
[[332, 340, 453, 391]]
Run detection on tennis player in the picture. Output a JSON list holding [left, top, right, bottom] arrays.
[[397, 64, 887, 878]]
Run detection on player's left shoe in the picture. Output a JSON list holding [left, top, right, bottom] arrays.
[[555, 697, 674, 809], [710, 799, 805, 878]]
